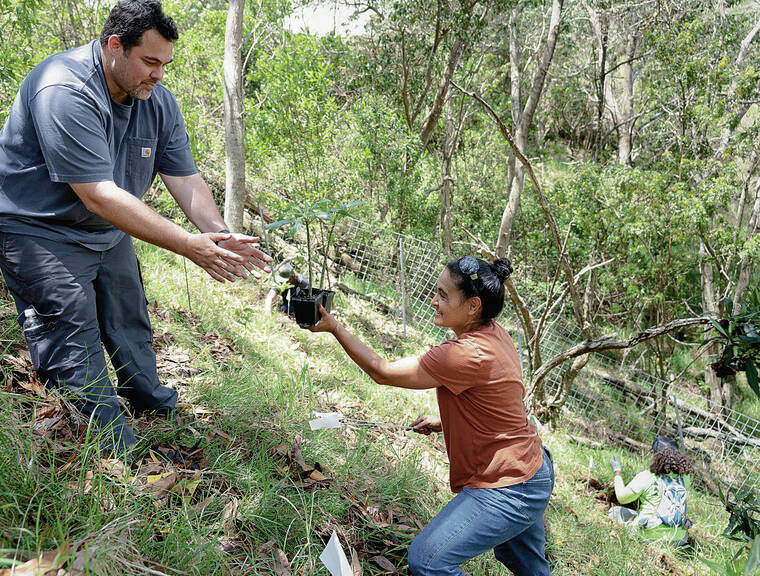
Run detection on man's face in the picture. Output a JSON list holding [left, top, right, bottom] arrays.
[[106, 29, 173, 102]]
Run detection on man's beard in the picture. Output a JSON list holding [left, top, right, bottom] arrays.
[[127, 84, 154, 101]]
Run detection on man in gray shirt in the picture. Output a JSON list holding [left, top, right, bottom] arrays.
[[0, 0, 271, 456]]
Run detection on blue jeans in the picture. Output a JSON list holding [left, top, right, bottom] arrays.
[[408, 447, 554, 576]]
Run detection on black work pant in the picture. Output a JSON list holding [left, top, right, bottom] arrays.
[[0, 232, 177, 454]]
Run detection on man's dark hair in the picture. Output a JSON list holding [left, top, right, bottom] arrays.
[[100, 0, 178, 50], [650, 447, 694, 476]]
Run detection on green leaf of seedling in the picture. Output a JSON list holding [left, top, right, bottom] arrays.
[[334, 200, 365, 215], [310, 198, 331, 212], [711, 319, 729, 338], [701, 556, 737, 576], [745, 362, 760, 398], [265, 217, 296, 231], [745, 536, 760, 575]]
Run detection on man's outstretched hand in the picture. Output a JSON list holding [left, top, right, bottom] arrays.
[[184, 232, 271, 283], [216, 233, 272, 278]]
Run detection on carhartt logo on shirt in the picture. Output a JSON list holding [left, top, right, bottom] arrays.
[[141, 147, 152, 158]]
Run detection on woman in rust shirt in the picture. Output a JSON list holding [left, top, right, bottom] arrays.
[[305, 256, 553, 576]]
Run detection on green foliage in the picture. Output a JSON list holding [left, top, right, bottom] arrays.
[[701, 536, 760, 576], [535, 163, 700, 318], [346, 93, 429, 234], [702, 482, 760, 576], [161, 2, 227, 163], [266, 198, 364, 293], [709, 289, 760, 396], [250, 33, 346, 210], [719, 484, 760, 544], [0, 0, 39, 122]]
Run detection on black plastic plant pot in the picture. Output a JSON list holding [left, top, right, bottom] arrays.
[[290, 290, 336, 326], [316, 289, 335, 314], [291, 294, 321, 327]]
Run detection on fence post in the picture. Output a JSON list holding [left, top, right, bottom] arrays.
[[258, 200, 274, 280], [671, 394, 685, 450], [398, 236, 408, 338]]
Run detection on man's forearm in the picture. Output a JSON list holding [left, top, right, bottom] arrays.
[[160, 173, 228, 233], [71, 180, 260, 283], [71, 180, 192, 255], [180, 189, 227, 233]]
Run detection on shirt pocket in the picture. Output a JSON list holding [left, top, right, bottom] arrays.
[[126, 137, 158, 197]]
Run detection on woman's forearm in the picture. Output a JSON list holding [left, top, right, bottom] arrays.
[[614, 475, 639, 504], [310, 309, 439, 390]]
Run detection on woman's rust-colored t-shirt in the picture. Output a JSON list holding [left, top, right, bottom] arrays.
[[419, 321, 543, 493]]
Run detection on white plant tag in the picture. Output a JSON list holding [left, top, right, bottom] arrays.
[[309, 413, 342, 430], [319, 530, 353, 576]]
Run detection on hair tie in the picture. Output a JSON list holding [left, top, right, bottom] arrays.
[[459, 256, 479, 280]]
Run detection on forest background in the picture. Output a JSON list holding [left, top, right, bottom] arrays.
[[2, 0, 760, 574]]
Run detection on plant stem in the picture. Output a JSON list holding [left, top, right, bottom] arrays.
[[306, 220, 313, 298], [319, 219, 327, 290]]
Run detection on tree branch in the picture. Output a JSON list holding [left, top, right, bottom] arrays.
[[531, 316, 713, 388], [453, 81, 591, 338], [420, 36, 464, 146]]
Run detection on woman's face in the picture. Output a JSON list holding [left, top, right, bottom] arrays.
[[431, 269, 480, 332]]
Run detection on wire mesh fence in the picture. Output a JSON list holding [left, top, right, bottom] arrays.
[[334, 216, 448, 341], [276, 215, 760, 493], [536, 322, 760, 493]]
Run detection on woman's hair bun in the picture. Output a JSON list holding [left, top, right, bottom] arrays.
[[490, 258, 513, 282]]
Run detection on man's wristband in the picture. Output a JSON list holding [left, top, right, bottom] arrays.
[[214, 229, 230, 245]]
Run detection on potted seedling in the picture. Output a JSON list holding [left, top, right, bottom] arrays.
[[265, 198, 364, 326]]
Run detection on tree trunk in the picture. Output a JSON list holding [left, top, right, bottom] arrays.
[[579, 0, 607, 159], [734, 180, 760, 311], [420, 37, 464, 147], [700, 240, 732, 408], [617, 29, 638, 165], [223, 0, 246, 233], [439, 96, 455, 257], [732, 135, 760, 312], [495, 0, 564, 256], [714, 15, 760, 162], [594, 14, 608, 158]]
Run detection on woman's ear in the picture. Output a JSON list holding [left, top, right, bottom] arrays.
[[468, 296, 482, 317]]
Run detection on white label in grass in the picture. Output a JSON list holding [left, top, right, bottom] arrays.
[[309, 413, 342, 430], [320, 531, 352, 576]]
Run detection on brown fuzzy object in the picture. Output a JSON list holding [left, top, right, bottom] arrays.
[[650, 447, 694, 475]]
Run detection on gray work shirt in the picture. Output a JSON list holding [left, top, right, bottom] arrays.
[[0, 40, 196, 251]]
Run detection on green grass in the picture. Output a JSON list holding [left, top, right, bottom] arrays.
[[0, 240, 741, 575]]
